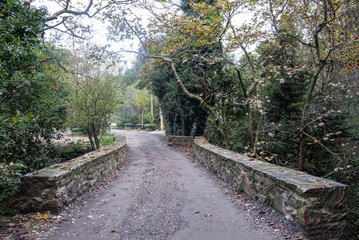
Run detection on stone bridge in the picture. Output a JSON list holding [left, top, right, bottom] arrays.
[[20, 131, 346, 240]]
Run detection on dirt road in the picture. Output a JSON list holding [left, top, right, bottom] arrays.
[[47, 130, 306, 240]]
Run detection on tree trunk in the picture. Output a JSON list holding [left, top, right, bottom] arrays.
[[150, 90, 154, 124], [245, 103, 255, 149], [92, 122, 101, 149], [159, 107, 164, 130], [235, 68, 255, 149], [213, 117, 229, 149], [141, 108, 144, 128], [298, 64, 325, 170], [87, 124, 95, 150], [254, 113, 264, 157]]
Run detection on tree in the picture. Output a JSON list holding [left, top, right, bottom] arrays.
[[0, 0, 69, 170], [134, 89, 150, 128], [256, 0, 359, 170], [137, 0, 242, 147], [68, 72, 118, 150]]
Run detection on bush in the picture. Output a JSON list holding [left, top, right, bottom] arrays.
[[58, 140, 91, 161], [0, 111, 61, 170], [0, 162, 27, 215], [204, 118, 249, 151], [144, 112, 153, 124]]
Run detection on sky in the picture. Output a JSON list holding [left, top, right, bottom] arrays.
[[33, 0, 254, 71], [33, 0, 152, 70]]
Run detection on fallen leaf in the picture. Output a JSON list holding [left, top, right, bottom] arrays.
[[111, 229, 117, 232], [204, 213, 212, 217], [284, 236, 291, 239], [192, 210, 200, 214], [34, 212, 50, 220], [267, 222, 275, 226], [245, 204, 252, 207]]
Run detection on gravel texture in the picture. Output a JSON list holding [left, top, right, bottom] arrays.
[[35, 130, 308, 240]]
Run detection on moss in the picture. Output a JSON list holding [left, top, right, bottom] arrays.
[[38, 169, 57, 174]]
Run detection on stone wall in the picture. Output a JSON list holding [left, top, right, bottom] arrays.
[[192, 137, 347, 240], [20, 139, 127, 214], [167, 136, 194, 146]]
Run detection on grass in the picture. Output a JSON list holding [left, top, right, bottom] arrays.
[[100, 133, 117, 146], [69, 132, 85, 136]]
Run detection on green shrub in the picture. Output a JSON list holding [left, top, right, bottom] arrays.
[[58, 140, 91, 161], [0, 162, 27, 215], [0, 111, 61, 170], [144, 112, 153, 124]]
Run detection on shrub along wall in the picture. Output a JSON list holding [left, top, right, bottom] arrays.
[[193, 137, 347, 240], [20, 138, 127, 214]]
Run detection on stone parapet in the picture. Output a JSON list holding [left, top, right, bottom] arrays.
[[20, 138, 127, 214], [193, 137, 347, 240], [167, 135, 194, 146]]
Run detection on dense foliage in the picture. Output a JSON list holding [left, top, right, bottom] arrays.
[[0, 0, 71, 213]]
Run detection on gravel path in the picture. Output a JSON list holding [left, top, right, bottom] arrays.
[[44, 130, 307, 240]]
